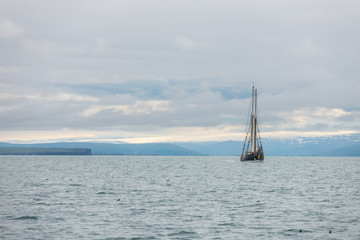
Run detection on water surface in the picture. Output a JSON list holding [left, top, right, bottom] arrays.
[[1, 156, 359, 239]]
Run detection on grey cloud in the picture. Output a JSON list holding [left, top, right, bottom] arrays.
[[0, 18, 24, 38], [0, 0, 359, 140]]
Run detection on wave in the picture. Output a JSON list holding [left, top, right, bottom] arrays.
[[12, 216, 38, 220]]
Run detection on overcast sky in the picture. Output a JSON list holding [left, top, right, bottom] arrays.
[[0, 0, 359, 143]]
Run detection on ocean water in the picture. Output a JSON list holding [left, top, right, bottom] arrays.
[[0, 156, 359, 240]]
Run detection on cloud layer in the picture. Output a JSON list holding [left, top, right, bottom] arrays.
[[0, 0, 359, 142]]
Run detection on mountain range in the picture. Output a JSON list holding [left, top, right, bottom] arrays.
[[0, 134, 359, 156], [0, 142, 201, 156], [178, 134, 360, 156]]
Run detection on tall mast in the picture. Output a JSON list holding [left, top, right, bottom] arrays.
[[253, 88, 257, 151], [250, 86, 256, 152], [251, 86, 255, 115], [255, 88, 257, 117], [241, 84, 264, 161]]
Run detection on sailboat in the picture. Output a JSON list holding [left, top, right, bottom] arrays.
[[241, 85, 264, 161]]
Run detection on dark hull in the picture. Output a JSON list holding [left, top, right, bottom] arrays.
[[241, 151, 264, 161]]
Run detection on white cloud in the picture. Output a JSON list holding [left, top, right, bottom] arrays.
[[0, 18, 24, 38], [0, 92, 99, 102], [175, 37, 195, 50], [94, 37, 110, 52], [273, 107, 353, 130], [311, 107, 350, 118], [0, 66, 18, 73], [0, 129, 99, 143], [288, 38, 324, 57], [55, 93, 99, 102], [82, 100, 172, 117], [0, 105, 18, 113], [21, 39, 88, 57]]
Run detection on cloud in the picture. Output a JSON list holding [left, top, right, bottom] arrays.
[[311, 107, 350, 118], [55, 93, 99, 102], [94, 37, 110, 52], [0, 0, 359, 142], [0, 66, 18, 73], [82, 100, 172, 117], [0, 18, 23, 38], [0, 92, 99, 102], [288, 38, 324, 57], [0, 105, 18, 113], [175, 37, 195, 50], [20, 39, 88, 60], [270, 107, 356, 132]]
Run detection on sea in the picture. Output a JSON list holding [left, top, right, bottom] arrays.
[[1, 156, 359, 240]]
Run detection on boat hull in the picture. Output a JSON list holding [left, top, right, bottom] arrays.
[[241, 151, 264, 161]]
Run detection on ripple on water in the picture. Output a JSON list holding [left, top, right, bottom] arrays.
[[11, 216, 38, 220], [103, 238, 127, 240], [218, 222, 236, 227], [69, 183, 83, 187], [167, 230, 198, 237], [130, 237, 158, 240], [1, 156, 359, 239], [97, 191, 116, 195]]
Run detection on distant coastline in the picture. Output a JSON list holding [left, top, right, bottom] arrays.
[[0, 133, 359, 156], [0, 147, 91, 155]]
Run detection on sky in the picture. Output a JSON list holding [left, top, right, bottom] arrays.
[[0, 0, 359, 143]]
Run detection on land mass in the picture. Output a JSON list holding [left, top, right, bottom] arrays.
[[0, 147, 91, 155], [177, 134, 360, 156], [0, 142, 201, 156], [0, 133, 359, 156]]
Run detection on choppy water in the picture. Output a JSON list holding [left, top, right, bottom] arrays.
[[1, 156, 359, 239]]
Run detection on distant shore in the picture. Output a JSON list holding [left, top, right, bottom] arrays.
[[0, 147, 91, 155]]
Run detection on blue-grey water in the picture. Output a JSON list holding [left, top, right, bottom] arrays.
[[1, 156, 359, 239]]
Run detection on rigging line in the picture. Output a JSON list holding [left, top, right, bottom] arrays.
[[255, 88, 263, 147], [241, 86, 253, 157], [244, 87, 252, 134], [257, 124, 263, 147]]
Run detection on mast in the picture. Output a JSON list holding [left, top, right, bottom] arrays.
[[250, 86, 256, 153], [255, 88, 257, 118], [254, 88, 257, 150], [241, 84, 264, 161]]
